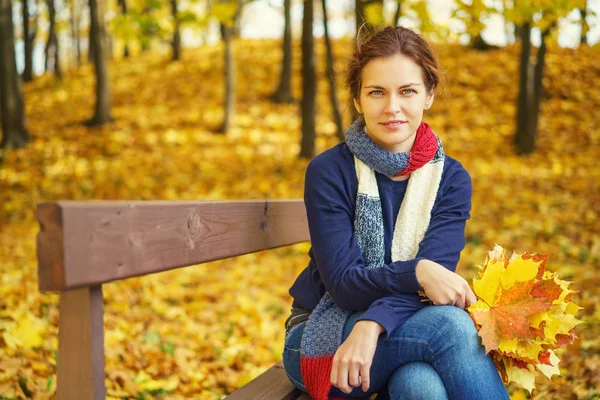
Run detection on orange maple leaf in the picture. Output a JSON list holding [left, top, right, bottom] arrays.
[[471, 280, 555, 352]]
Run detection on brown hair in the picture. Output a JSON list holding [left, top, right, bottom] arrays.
[[346, 26, 441, 100]]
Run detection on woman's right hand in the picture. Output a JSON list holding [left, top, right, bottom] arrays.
[[415, 259, 477, 309]]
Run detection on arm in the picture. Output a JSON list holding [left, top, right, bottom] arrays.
[[304, 155, 423, 312], [306, 154, 473, 311], [357, 163, 476, 335]]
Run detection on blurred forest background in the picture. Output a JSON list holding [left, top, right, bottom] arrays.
[[1, 0, 599, 398]]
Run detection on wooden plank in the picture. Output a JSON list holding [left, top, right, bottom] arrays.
[[36, 203, 66, 291], [57, 285, 105, 400], [36, 200, 309, 291], [226, 362, 301, 400]]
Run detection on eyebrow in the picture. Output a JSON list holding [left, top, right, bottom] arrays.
[[364, 83, 422, 89]]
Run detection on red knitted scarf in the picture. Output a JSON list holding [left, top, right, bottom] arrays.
[[393, 122, 439, 177]]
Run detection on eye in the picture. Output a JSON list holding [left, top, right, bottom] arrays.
[[369, 90, 384, 96], [402, 89, 416, 95]]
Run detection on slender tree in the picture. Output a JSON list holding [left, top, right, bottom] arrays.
[[44, 0, 62, 77], [322, 0, 343, 141], [299, 0, 316, 158], [580, 2, 589, 45], [218, 22, 235, 133], [216, 1, 243, 134], [0, 0, 29, 149], [270, 0, 293, 103], [171, 0, 181, 60], [22, 0, 37, 81], [86, 0, 112, 125], [514, 22, 532, 153], [118, 0, 129, 57], [349, 0, 382, 125], [69, 0, 82, 66], [528, 22, 555, 148], [515, 19, 556, 154], [393, 0, 402, 26]]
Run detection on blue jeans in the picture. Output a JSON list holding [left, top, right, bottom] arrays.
[[282, 305, 509, 400]]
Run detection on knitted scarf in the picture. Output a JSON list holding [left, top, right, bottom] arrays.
[[299, 117, 445, 400]]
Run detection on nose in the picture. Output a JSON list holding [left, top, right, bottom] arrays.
[[385, 94, 402, 114]]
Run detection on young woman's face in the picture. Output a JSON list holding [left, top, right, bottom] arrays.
[[354, 53, 434, 154]]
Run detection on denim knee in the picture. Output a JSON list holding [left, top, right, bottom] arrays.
[[428, 306, 480, 345], [387, 362, 448, 400]]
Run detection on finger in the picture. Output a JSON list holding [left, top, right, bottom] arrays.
[[360, 362, 371, 392], [455, 293, 466, 310], [466, 289, 477, 308], [330, 359, 338, 386], [348, 361, 361, 388], [337, 361, 351, 393]]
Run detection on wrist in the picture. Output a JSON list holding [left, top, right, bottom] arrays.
[[416, 259, 432, 288], [355, 320, 385, 337]]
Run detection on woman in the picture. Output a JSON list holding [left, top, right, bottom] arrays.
[[282, 26, 509, 400]]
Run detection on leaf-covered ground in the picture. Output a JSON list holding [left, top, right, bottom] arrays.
[[0, 39, 599, 399]]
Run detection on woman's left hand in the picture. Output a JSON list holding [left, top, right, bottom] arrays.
[[330, 320, 384, 394]]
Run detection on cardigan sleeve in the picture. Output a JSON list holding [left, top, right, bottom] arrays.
[[355, 294, 427, 339]]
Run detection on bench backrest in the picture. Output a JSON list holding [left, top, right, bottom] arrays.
[[36, 200, 309, 399]]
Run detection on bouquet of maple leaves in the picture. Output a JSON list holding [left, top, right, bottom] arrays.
[[467, 245, 583, 393]]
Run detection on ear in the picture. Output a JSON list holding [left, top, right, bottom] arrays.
[[425, 92, 435, 110], [353, 98, 363, 114]]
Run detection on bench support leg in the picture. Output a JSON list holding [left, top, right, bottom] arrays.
[[57, 285, 105, 400]]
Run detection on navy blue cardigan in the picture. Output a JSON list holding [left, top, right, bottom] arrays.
[[288, 142, 472, 337]]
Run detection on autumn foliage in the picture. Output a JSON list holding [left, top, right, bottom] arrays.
[[469, 245, 583, 393], [0, 39, 599, 399]]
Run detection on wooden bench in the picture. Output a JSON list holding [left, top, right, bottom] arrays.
[[36, 199, 313, 400]]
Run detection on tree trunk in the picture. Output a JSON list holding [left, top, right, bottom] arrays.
[[75, 1, 81, 65], [45, 0, 61, 77], [140, 6, 150, 53], [105, 34, 113, 60], [270, 0, 293, 103], [348, 0, 364, 125], [515, 22, 533, 154], [322, 0, 343, 141], [22, 0, 36, 81], [528, 23, 554, 152], [69, 0, 77, 67], [0, 0, 29, 149], [580, 4, 588, 46], [171, 0, 181, 61], [86, 0, 112, 125], [218, 24, 235, 134], [299, 0, 316, 159], [393, 0, 401, 26], [118, 0, 129, 57], [88, 30, 95, 64]]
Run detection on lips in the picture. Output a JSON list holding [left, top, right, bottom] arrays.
[[381, 121, 407, 129]]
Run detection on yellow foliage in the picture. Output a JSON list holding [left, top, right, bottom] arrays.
[[0, 39, 599, 399]]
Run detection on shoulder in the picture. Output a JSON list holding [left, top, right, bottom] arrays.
[[441, 155, 472, 190], [434, 154, 472, 209], [306, 143, 355, 182], [304, 143, 357, 204]]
